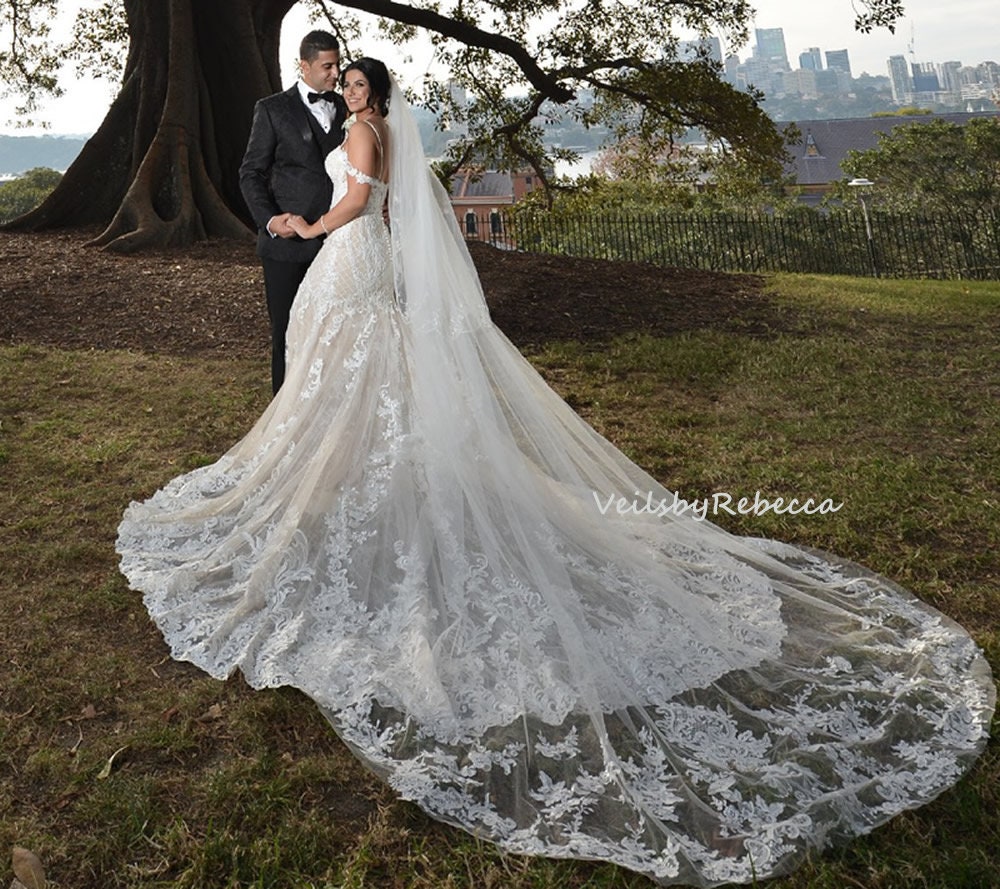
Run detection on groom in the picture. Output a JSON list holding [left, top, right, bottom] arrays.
[[240, 30, 348, 395]]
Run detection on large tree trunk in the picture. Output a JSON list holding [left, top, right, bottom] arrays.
[[6, 0, 296, 252], [2, 0, 581, 254]]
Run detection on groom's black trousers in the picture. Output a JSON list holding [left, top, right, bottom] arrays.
[[262, 257, 312, 395]]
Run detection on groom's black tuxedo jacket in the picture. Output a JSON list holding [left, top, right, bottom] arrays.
[[239, 85, 348, 264]]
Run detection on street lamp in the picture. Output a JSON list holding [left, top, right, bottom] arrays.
[[848, 177, 878, 278]]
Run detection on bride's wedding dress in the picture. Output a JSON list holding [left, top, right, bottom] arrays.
[[116, 84, 994, 887]]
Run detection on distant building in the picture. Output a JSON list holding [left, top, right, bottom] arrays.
[[679, 36, 723, 65], [753, 28, 790, 70], [887, 55, 912, 103], [450, 168, 513, 226], [978, 61, 1000, 85], [443, 80, 469, 139], [716, 18, 997, 113], [938, 61, 963, 94], [911, 62, 941, 93], [784, 68, 819, 99], [825, 49, 851, 77], [799, 47, 823, 71], [723, 54, 741, 85], [785, 111, 998, 204], [956, 62, 1000, 109], [741, 55, 782, 93], [448, 167, 542, 244]]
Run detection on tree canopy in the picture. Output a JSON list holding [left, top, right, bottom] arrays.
[[0, 166, 62, 222], [0, 0, 909, 251], [832, 117, 1000, 215]]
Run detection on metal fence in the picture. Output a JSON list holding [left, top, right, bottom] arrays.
[[462, 208, 1000, 280]]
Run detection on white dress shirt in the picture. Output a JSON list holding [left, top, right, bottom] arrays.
[[297, 79, 335, 133]]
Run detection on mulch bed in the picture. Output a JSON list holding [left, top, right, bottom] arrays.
[[0, 228, 781, 356]]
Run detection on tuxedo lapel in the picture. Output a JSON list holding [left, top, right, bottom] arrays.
[[285, 86, 345, 156], [282, 86, 319, 150]]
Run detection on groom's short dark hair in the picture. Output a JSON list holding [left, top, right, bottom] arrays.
[[300, 30, 340, 62]]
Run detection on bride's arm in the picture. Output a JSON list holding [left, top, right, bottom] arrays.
[[288, 126, 379, 240]]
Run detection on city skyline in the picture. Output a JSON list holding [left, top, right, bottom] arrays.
[[745, 0, 995, 77]]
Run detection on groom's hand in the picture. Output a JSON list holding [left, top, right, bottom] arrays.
[[267, 213, 297, 239]]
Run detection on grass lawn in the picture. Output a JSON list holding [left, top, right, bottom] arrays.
[[1, 273, 998, 888]]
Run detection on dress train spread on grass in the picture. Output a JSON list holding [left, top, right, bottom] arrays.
[[116, 81, 994, 887]]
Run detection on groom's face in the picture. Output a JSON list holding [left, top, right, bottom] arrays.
[[300, 50, 341, 94]]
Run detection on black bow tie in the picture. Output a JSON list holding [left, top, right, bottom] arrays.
[[307, 90, 337, 104]]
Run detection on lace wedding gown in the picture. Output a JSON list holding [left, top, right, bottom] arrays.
[[117, 100, 994, 887]]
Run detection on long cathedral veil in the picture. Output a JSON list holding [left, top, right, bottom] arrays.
[[383, 78, 785, 722], [295, 78, 999, 885]]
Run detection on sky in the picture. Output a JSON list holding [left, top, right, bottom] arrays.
[[747, 0, 997, 76], [0, 0, 996, 137]]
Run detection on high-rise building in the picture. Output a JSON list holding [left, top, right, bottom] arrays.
[[785, 68, 819, 99], [447, 80, 467, 108], [679, 36, 723, 65], [887, 55, 912, 103], [911, 61, 941, 92], [799, 47, 823, 71], [443, 80, 469, 137], [753, 28, 790, 70], [723, 54, 741, 86], [980, 61, 1000, 85], [938, 61, 963, 94], [825, 49, 851, 77], [743, 55, 783, 93]]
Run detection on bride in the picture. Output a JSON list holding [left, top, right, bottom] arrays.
[[116, 57, 994, 887]]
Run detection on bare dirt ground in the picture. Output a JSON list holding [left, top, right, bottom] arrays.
[[0, 228, 780, 356]]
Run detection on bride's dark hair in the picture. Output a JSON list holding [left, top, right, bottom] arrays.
[[342, 57, 391, 117]]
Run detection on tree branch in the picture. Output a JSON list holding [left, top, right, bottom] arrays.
[[493, 91, 547, 138], [557, 58, 681, 114], [329, 0, 573, 102]]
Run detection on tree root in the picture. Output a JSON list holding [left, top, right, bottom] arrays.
[[89, 123, 251, 253]]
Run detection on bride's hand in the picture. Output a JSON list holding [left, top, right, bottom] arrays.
[[288, 214, 320, 239]]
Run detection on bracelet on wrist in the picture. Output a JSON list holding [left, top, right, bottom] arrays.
[[320, 214, 330, 235]]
